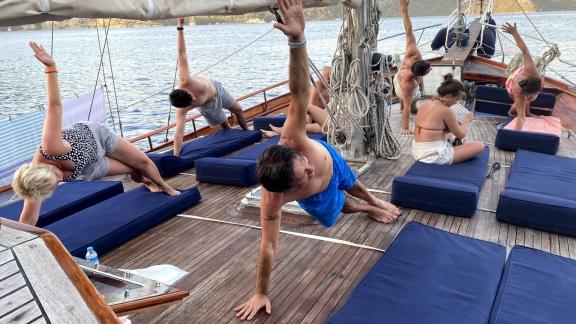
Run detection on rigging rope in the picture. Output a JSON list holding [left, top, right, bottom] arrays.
[[101, 20, 124, 137], [50, 22, 54, 57], [327, 0, 400, 158], [512, 0, 548, 47], [95, 19, 117, 133], [164, 59, 179, 141], [87, 18, 112, 121]]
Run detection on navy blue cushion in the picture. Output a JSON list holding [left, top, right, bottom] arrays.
[[329, 222, 506, 324], [46, 187, 201, 257], [474, 86, 556, 116], [195, 133, 328, 187], [489, 246, 576, 324], [195, 157, 257, 187], [392, 147, 489, 217], [495, 120, 560, 155], [0, 181, 123, 227], [147, 153, 195, 178], [147, 129, 262, 177], [229, 133, 328, 161], [497, 150, 576, 237], [252, 114, 287, 131]]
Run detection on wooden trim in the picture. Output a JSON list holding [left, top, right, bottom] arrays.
[[235, 80, 288, 102], [110, 290, 190, 314], [128, 81, 291, 153], [0, 217, 50, 236], [0, 219, 120, 323], [139, 93, 291, 153], [41, 233, 120, 323]]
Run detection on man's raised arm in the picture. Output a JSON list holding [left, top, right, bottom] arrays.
[[399, 0, 420, 59], [176, 18, 191, 84], [275, 0, 310, 145]]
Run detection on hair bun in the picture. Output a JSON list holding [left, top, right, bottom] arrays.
[[443, 73, 454, 82]]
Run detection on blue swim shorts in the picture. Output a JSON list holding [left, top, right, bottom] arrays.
[[297, 140, 356, 227]]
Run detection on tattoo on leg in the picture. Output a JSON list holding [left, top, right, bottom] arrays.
[[265, 214, 279, 221]]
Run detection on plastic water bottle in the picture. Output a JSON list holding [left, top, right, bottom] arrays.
[[85, 246, 99, 265]]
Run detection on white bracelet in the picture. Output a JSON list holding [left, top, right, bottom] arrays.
[[288, 37, 306, 49]]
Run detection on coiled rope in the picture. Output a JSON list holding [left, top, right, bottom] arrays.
[[326, 0, 400, 158]]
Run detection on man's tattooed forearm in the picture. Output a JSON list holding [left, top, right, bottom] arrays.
[[265, 214, 279, 221]]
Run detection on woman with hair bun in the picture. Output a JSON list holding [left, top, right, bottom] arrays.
[[411, 74, 484, 164], [502, 22, 543, 130]]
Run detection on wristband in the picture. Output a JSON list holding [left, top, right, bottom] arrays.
[[177, 27, 184, 31], [45, 66, 58, 74], [288, 37, 306, 49]]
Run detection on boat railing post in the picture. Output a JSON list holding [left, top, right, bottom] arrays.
[[191, 118, 198, 138], [263, 91, 269, 111], [147, 136, 153, 151]]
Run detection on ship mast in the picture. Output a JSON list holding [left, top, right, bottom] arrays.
[[327, 0, 400, 165]]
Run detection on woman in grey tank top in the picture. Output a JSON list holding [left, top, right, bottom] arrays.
[[12, 42, 180, 226]]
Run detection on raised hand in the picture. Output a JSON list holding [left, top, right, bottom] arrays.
[[398, 0, 410, 8], [29, 42, 55, 67], [273, 0, 305, 40], [178, 17, 185, 27], [501, 22, 518, 35], [235, 294, 271, 321]]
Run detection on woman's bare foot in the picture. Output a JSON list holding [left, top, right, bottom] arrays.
[[142, 179, 162, 192], [270, 124, 283, 134], [261, 129, 279, 138], [141, 177, 180, 196], [164, 187, 181, 196]]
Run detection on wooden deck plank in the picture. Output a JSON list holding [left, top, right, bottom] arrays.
[[541, 231, 551, 253], [1, 300, 43, 324], [442, 19, 483, 63], [0, 286, 35, 318], [0, 272, 26, 301], [559, 236, 570, 258], [550, 234, 560, 256], [568, 237, 576, 259], [100, 104, 576, 322], [0, 260, 19, 280], [0, 248, 14, 265], [12, 238, 98, 323], [0, 226, 37, 249]]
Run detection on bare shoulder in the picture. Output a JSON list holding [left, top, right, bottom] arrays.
[[32, 149, 42, 163]]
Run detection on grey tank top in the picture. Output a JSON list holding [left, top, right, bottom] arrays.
[[39, 123, 98, 181]]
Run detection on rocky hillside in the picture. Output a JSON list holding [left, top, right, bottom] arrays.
[[3, 0, 576, 31]]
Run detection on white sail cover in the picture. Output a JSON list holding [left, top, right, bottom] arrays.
[[0, 0, 340, 27]]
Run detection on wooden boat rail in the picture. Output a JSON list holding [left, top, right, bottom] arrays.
[[129, 80, 290, 152]]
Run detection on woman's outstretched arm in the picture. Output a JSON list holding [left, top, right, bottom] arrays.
[[501, 23, 538, 74], [30, 42, 69, 156]]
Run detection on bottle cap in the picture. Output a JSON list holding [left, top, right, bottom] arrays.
[[87, 246, 94, 251]]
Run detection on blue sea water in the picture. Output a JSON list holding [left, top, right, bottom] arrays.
[[0, 11, 575, 146]]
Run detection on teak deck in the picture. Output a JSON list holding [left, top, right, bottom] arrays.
[[101, 104, 576, 323], [0, 220, 118, 323]]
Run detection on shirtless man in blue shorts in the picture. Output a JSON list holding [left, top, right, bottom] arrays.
[[169, 17, 249, 157], [234, 1, 401, 320]]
